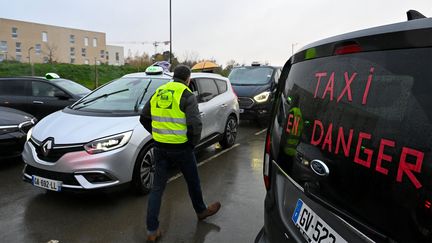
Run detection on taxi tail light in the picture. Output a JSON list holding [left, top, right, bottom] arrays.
[[264, 132, 271, 190], [334, 44, 362, 55]]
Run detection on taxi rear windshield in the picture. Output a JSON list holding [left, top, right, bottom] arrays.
[[229, 67, 274, 85]]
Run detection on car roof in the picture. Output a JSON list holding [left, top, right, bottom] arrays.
[[298, 17, 432, 52], [122, 71, 228, 81]]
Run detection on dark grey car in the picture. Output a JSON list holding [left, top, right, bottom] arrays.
[[0, 74, 90, 120], [256, 11, 432, 243]]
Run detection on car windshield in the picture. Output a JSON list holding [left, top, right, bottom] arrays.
[[51, 79, 91, 96], [229, 67, 274, 85], [71, 77, 171, 113]]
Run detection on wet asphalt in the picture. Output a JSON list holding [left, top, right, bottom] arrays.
[[0, 121, 267, 243]]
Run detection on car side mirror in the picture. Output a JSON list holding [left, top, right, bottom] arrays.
[[54, 91, 70, 100]]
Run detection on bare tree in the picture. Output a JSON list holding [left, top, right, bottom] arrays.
[[43, 43, 58, 63]]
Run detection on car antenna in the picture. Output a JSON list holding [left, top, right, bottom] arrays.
[[407, 10, 426, 20]]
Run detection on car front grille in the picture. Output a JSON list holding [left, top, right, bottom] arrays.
[[238, 97, 255, 108], [24, 164, 80, 186], [30, 138, 85, 163]]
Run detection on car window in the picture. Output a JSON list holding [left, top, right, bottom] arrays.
[[31, 81, 61, 97], [0, 80, 26, 96], [215, 79, 227, 94], [228, 67, 274, 85], [196, 78, 219, 102], [71, 77, 170, 113], [51, 79, 90, 96]]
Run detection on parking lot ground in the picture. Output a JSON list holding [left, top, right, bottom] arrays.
[[0, 121, 267, 243]]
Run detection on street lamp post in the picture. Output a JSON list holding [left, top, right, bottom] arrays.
[[291, 43, 298, 56], [28, 47, 34, 76], [169, 0, 172, 67]]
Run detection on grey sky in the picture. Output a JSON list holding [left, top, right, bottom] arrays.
[[2, 0, 431, 66]]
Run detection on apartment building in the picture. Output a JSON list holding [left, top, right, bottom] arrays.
[[0, 18, 119, 65]]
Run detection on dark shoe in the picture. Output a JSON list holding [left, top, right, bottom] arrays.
[[197, 202, 221, 220], [146, 228, 162, 242]]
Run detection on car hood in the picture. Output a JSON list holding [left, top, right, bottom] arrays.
[[231, 84, 270, 97], [32, 111, 142, 144], [0, 107, 34, 125]]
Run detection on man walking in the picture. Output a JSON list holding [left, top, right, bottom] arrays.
[[140, 65, 221, 242]]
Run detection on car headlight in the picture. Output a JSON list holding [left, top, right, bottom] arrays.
[[254, 91, 271, 103], [84, 131, 133, 154], [26, 127, 33, 142]]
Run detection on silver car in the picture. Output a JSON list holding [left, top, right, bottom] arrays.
[[22, 67, 239, 194]]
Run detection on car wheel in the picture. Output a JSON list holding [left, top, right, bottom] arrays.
[[219, 115, 238, 149], [132, 143, 155, 195]]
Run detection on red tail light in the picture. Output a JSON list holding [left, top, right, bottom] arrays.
[[264, 132, 271, 190], [334, 44, 361, 55]]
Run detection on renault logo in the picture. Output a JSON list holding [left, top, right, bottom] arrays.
[[41, 138, 54, 157]]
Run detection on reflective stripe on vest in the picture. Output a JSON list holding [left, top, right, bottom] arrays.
[[150, 82, 191, 144]]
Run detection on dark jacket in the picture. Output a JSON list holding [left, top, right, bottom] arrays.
[[140, 79, 202, 148]]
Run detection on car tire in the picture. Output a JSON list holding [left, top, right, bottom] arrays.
[[132, 142, 155, 195], [219, 115, 238, 149]]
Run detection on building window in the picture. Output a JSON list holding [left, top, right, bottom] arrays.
[[16, 54, 22, 62], [70, 58, 75, 64], [16, 42, 21, 53], [35, 44, 41, 55], [42, 32, 48, 42], [93, 38, 97, 47], [115, 52, 119, 61], [12, 27, 18, 38], [43, 56, 49, 63], [70, 35, 75, 44], [84, 37, 88, 46], [0, 54, 4, 62], [81, 48, 86, 57], [100, 50, 104, 58], [106, 51, 109, 60], [84, 59, 89, 65], [0, 41, 7, 53], [70, 47, 75, 57], [96, 60, 101, 65]]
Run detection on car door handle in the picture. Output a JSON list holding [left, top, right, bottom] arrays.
[[220, 104, 227, 108], [33, 101, 44, 104]]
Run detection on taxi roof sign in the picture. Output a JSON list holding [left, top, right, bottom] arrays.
[[45, 73, 60, 79], [145, 66, 164, 75]]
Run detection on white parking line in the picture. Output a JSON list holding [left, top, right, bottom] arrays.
[[167, 143, 240, 183], [254, 128, 267, 136]]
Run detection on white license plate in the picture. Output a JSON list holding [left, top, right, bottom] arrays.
[[32, 175, 62, 191], [292, 199, 346, 243], [239, 109, 244, 113]]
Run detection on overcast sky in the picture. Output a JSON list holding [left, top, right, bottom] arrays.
[[2, 0, 432, 66]]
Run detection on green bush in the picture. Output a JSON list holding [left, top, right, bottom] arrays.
[[0, 62, 146, 89]]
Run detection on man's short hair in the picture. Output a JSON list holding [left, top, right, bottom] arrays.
[[173, 65, 191, 82]]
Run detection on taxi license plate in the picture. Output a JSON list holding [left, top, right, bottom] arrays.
[[239, 109, 244, 113], [32, 175, 62, 192], [292, 199, 346, 243]]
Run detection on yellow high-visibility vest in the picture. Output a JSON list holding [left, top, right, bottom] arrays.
[[150, 81, 191, 144]]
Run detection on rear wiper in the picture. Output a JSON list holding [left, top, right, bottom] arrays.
[[72, 89, 129, 109], [134, 80, 152, 112]]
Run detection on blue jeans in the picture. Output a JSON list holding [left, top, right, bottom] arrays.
[[146, 146, 207, 233]]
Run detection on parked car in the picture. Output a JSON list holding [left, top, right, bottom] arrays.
[[0, 107, 36, 160], [22, 66, 239, 194], [256, 11, 432, 243], [0, 73, 91, 120], [228, 63, 281, 125]]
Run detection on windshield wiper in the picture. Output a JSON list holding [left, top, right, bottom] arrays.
[[72, 89, 129, 110], [134, 80, 152, 112]]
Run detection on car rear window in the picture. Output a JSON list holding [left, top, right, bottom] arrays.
[[274, 47, 432, 241], [0, 80, 26, 96]]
